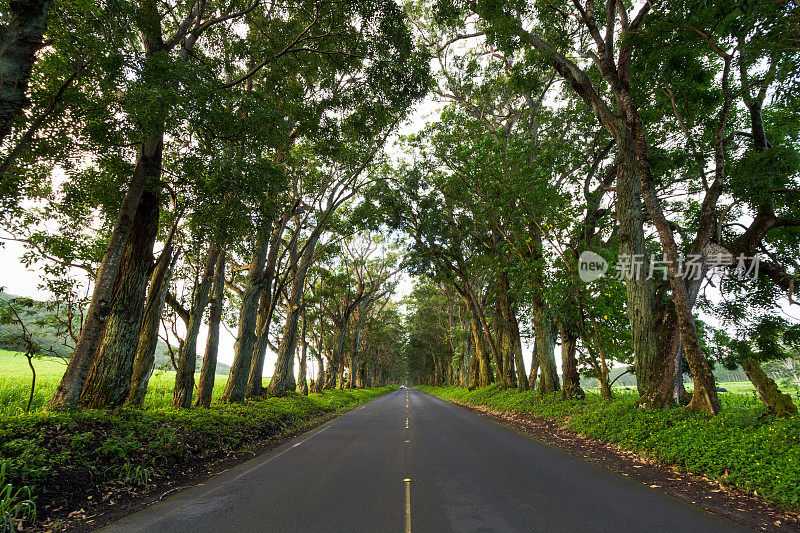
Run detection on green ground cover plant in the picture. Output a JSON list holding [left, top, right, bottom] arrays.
[[0, 387, 392, 500], [418, 385, 800, 511], [0, 462, 35, 532], [0, 350, 393, 529]]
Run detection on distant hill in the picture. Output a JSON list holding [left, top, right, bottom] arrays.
[[0, 291, 230, 375], [0, 290, 75, 358]]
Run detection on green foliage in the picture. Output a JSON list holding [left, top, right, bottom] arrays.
[[421, 385, 800, 510], [0, 462, 36, 532], [0, 384, 394, 523]]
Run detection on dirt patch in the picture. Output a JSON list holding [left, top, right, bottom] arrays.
[[456, 401, 800, 533], [36, 411, 341, 532]]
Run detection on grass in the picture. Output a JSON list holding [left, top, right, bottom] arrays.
[[592, 380, 799, 398], [0, 349, 394, 529], [418, 384, 800, 512], [0, 387, 393, 492], [0, 349, 236, 415], [0, 462, 35, 532], [0, 350, 67, 416]]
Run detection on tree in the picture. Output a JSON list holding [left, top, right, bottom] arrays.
[[0, 0, 50, 143], [0, 296, 53, 412]]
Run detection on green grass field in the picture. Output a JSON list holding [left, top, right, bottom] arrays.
[[0, 349, 238, 415], [592, 379, 800, 407]]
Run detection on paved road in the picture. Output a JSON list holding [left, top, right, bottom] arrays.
[[102, 388, 750, 532]]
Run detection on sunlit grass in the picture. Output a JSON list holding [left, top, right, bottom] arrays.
[[0, 350, 235, 414]]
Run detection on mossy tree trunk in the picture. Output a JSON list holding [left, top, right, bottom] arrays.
[[463, 297, 493, 387], [348, 308, 366, 389], [79, 191, 159, 408], [326, 322, 345, 390], [531, 302, 559, 394], [194, 249, 226, 407], [465, 332, 476, 389], [310, 346, 325, 394], [126, 225, 179, 407], [613, 132, 660, 398], [528, 339, 539, 391], [468, 344, 480, 390], [222, 217, 271, 402], [297, 307, 309, 395], [559, 325, 584, 399], [742, 359, 798, 417], [48, 135, 162, 410], [246, 220, 283, 398], [172, 239, 223, 408], [508, 304, 528, 392], [626, 104, 720, 414], [266, 229, 322, 397], [527, 229, 559, 394]]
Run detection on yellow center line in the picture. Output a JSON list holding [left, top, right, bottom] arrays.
[[404, 478, 412, 533]]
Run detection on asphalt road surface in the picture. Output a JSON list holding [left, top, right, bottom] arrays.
[[102, 388, 750, 532]]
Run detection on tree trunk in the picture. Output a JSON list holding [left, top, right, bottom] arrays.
[[526, 229, 559, 394], [222, 218, 271, 402], [614, 131, 660, 397], [48, 134, 163, 410], [349, 311, 364, 388], [245, 289, 272, 397], [266, 230, 321, 397], [640, 306, 682, 408], [246, 221, 282, 397], [628, 112, 720, 414], [357, 349, 368, 388], [465, 331, 477, 389], [641, 249, 708, 408], [195, 249, 226, 407], [508, 307, 528, 392], [495, 309, 512, 389], [468, 341, 480, 390], [559, 325, 584, 399], [336, 326, 348, 389], [459, 342, 467, 387], [297, 311, 309, 395], [0, 0, 50, 143], [528, 337, 539, 390], [324, 351, 336, 390], [126, 227, 178, 407], [310, 345, 325, 394], [531, 302, 559, 394], [79, 191, 159, 408], [742, 359, 798, 417], [464, 301, 493, 387], [328, 322, 346, 390], [172, 240, 222, 407]]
